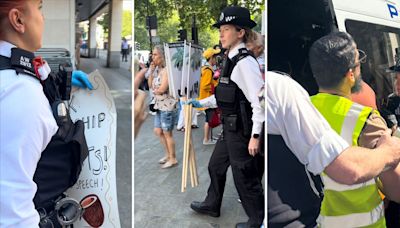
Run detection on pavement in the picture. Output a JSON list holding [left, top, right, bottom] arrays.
[[134, 109, 249, 228], [80, 54, 132, 228]]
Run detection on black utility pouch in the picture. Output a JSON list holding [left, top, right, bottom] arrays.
[[224, 115, 238, 132], [215, 85, 236, 104]]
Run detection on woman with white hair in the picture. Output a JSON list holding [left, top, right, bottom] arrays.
[[148, 45, 178, 168]]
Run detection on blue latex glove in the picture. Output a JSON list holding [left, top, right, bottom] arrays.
[[72, 70, 93, 90], [187, 99, 203, 108]]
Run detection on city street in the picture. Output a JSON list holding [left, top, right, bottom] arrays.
[[134, 110, 249, 227], [80, 54, 132, 228]]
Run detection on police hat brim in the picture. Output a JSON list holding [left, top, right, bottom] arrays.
[[212, 18, 257, 29]]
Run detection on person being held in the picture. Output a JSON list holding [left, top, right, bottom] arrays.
[[148, 45, 178, 169], [188, 6, 265, 228], [198, 47, 221, 145], [0, 0, 92, 227], [267, 68, 400, 227], [308, 31, 400, 227]]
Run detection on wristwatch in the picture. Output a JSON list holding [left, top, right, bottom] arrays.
[[252, 134, 260, 139]]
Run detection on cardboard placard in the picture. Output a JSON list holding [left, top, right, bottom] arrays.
[[67, 70, 120, 228], [165, 42, 203, 99]]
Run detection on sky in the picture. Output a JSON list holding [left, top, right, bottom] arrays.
[[123, 0, 132, 10]]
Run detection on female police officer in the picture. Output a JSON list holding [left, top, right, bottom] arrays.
[[188, 6, 265, 228], [0, 1, 91, 226]]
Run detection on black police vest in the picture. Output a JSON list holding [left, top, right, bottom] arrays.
[[0, 48, 89, 210], [214, 48, 254, 135], [268, 134, 323, 228]]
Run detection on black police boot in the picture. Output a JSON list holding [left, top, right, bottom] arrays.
[[190, 201, 220, 217]]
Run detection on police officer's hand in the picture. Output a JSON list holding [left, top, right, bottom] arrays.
[[248, 138, 260, 156], [186, 99, 203, 108], [72, 70, 93, 90]]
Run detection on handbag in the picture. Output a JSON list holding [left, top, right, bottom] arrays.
[[207, 108, 221, 128], [149, 97, 157, 112]]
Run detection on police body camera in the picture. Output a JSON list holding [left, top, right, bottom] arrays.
[[58, 63, 73, 101]]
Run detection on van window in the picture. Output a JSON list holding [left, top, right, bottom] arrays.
[[345, 20, 400, 105]]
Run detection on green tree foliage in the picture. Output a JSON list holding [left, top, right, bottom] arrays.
[[122, 10, 132, 38], [97, 13, 109, 38], [134, 0, 264, 51]]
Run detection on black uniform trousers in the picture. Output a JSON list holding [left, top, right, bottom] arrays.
[[203, 126, 264, 227]]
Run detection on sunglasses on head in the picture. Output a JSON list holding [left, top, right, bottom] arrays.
[[350, 49, 367, 68]]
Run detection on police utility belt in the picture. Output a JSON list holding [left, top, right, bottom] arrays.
[[0, 48, 89, 227], [215, 48, 255, 137]]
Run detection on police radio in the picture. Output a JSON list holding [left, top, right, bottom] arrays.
[[46, 63, 73, 126]]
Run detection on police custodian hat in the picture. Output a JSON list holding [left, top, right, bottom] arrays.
[[212, 6, 257, 29]]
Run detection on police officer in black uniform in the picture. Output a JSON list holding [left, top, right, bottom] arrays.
[[188, 6, 265, 228]]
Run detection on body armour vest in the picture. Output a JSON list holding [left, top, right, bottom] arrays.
[[214, 48, 254, 136], [268, 134, 324, 228], [0, 48, 89, 211]]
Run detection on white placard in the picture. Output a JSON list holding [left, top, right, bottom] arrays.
[[181, 41, 189, 96], [188, 44, 203, 99], [67, 70, 120, 228], [165, 42, 185, 98], [165, 42, 202, 99]]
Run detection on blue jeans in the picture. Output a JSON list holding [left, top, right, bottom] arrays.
[[154, 110, 177, 131]]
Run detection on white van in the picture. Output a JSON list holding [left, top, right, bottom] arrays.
[[268, 0, 400, 103]]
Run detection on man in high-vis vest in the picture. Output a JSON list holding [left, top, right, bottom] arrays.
[[309, 31, 400, 227]]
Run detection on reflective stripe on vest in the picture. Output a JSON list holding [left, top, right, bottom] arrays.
[[311, 93, 385, 228], [317, 202, 385, 228]]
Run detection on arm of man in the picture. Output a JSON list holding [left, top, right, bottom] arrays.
[[324, 137, 400, 185], [267, 71, 400, 185]]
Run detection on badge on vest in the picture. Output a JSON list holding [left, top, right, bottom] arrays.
[[219, 77, 230, 84], [10, 48, 50, 81]]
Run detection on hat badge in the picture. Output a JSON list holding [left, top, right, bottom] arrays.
[[219, 12, 224, 21], [225, 16, 236, 22]]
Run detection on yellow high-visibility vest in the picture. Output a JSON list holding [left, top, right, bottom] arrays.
[[311, 93, 385, 228]]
